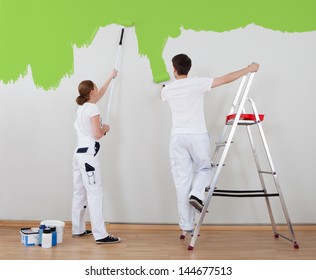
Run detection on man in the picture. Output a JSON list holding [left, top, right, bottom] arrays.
[[161, 54, 259, 234]]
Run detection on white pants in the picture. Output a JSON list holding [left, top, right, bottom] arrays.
[[170, 133, 212, 231], [72, 145, 108, 240]]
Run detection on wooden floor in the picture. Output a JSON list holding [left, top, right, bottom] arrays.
[[1, 222, 316, 260]]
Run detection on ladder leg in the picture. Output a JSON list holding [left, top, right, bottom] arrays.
[[246, 125, 278, 235], [212, 75, 248, 162], [180, 230, 186, 239], [188, 179, 216, 250], [189, 129, 236, 250], [247, 99, 298, 248], [256, 122, 299, 248]]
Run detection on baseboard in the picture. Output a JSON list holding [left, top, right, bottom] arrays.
[[107, 223, 316, 231], [1, 220, 315, 231]]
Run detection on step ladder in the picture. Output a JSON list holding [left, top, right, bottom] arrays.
[[187, 72, 299, 250]]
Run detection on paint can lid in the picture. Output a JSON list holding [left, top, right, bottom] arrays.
[[49, 226, 56, 232], [44, 228, 52, 233]]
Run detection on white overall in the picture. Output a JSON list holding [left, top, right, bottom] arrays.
[[72, 143, 108, 240], [161, 76, 214, 231], [170, 133, 212, 231], [72, 102, 108, 240]]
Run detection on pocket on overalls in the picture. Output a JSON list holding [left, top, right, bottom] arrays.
[[76, 147, 88, 153], [85, 163, 96, 185], [94, 142, 100, 157]]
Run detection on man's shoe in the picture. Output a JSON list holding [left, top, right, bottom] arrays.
[[96, 235, 121, 244], [73, 230, 93, 237], [189, 195, 204, 212]]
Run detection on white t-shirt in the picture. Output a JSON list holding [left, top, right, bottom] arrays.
[[161, 77, 213, 135], [74, 102, 100, 149]]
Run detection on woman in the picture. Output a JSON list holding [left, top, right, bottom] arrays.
[[72, 69, 120, 244]]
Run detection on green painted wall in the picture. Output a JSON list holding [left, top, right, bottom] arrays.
[[0, 0, 315, 89]]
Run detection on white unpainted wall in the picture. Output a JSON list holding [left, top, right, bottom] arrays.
[[0, 24, 315, 225]]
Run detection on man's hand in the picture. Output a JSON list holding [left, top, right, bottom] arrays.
[[248, 62, 259, 72]]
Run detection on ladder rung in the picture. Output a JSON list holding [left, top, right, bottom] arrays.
[[226, 114, 265, 124], [274, 232, 294, 243], [205, 186, 218, 192], [216, 141, 233, 147], [213, 189, 279, 197], [215, 189, 264, 193], [226, 120, 259, 126], [211, 163, 226, 168], [259, 171, 277, 175]]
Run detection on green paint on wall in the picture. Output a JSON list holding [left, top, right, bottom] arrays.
[[0, 0, 316, 89]]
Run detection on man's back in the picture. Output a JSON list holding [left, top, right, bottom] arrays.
[[161, 77, 213, 135]]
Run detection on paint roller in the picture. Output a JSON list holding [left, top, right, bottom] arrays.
[[104, 27, 124, 123], [154, 73, 170, 84]]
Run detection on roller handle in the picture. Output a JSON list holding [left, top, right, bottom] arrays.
[[105, 28, 124, 123]]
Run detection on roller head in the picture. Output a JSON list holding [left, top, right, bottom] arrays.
[[153, 73, 170, 83], [117, 19, 134, 27]]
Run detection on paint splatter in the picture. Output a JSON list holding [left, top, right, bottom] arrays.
[[0, 0, 315, 89]]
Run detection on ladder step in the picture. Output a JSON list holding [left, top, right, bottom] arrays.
[[205, 186, 218, 192], [259, 171, 276, 175], [226, 120, 259, 126], [216, 141, 233, 147], [211, 163, 226, 168], [226, 114, 265, 125]]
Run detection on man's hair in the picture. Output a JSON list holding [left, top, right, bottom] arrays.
[[172, 54, 192, 75]]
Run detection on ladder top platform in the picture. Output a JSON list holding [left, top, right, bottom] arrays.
[[226, 114, 265, 125]]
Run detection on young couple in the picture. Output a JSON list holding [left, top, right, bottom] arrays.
[[72, 54, 259, 244]]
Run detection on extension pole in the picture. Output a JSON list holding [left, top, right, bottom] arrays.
[[105, 28, 125, 123]]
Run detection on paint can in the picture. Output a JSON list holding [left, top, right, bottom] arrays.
[[40, 220, 65, 244], [41, 228, 52, 249], [50, 226, 57, 246], [20, 228, 39, 246], [38, 224, 46, 246]]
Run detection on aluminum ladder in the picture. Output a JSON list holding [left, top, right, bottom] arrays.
[[187, 72, 299, 250]]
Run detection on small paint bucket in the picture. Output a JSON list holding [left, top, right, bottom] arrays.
[[40, 220, 65, 244]]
